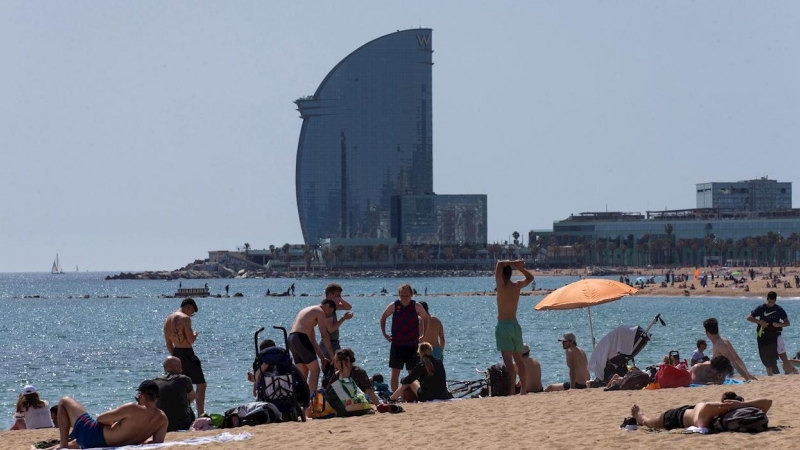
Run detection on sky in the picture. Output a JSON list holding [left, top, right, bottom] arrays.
[[1, 1, 799, 272]]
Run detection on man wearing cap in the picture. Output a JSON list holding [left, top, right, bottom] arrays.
[[154, 356, 196, 432], [494, 259, 534, 395], [164, 297, 207, 416], [545, 333, 591, 392], [53, 380, 167, 449]]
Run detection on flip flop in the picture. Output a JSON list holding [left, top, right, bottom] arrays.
[[377, 404, 392, 413], [389, 405, 404, 414]]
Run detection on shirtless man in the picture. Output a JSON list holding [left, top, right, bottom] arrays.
[[52, 380, 167, 449], [632, 393, 772, 431], [418, 301, 445, 360], [516, 344, 543, 393], [163, 298, 206, 416], [319, 283, 353, 360], [545, 332, 591, 392], [690, 355, 734, 384], [495, 259, 534, 395], [380, 284, 430, 391], [703, 317, 757, 381], [289, 299, 335, 392]]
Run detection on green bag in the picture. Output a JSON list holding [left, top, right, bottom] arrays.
[[325, 377, 373, 417]]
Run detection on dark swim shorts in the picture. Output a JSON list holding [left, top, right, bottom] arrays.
[[662, 405, 693, 430], [389, 344, 420, 370], [173, 347, 206, 384], [69, 413, 107, 449], [561, 382, 587, 390], [288, 332, 317, 365]]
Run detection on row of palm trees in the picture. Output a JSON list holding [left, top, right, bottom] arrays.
[[544, 229, 800, 267]]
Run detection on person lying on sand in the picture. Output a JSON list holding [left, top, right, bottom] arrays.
[[690, 355, 733, 384], [632, 392, 771, 431]]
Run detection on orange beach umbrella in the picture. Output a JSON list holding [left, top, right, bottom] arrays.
[[534, 279, 638, 348]]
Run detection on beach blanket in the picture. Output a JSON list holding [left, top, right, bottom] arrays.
[[588, 325, 638, 379], [55, 432, 253, 450], [690, 378, 745, 387]]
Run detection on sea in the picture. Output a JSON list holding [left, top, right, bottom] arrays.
[[2, 271, 797, 427]]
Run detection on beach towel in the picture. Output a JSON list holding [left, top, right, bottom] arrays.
[[37, 432, 252, 450], [588, 325, 638, 379], [690, 378, 745, 387]]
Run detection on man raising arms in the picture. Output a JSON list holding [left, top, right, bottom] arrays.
[[319, 283, 354, 360], [163, 298, 206, 416], [495, 259, 534, 395], [380, 283, 430, 391], [288, 299, 336, 392], [703, 318, 757, 381]]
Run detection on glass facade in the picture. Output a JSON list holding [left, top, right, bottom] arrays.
[[391, 194, 488, 245], [295, 29, 434, 244], [696, 179, 792, 211]]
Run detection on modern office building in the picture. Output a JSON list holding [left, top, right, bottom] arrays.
[[696, 178, 791, 211], [294, 29, 434, 244], [391, 194, 488, 245], [532, 178, 799, 266]]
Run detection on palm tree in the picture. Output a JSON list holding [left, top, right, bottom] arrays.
[[664, 223, 674, 265], [244, 242, 251, 255], [512, 231, 520, 245]]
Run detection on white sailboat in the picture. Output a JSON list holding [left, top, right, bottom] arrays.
[[51, 254, 64, 274]]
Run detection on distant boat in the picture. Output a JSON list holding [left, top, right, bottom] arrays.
[[76, 265, 79, 272], [51, 254, 64, 275]]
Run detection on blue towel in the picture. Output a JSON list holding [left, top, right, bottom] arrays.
[[689, 378, 746, 387]]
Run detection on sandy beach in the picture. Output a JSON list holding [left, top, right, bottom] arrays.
[[4, 376, 797, 450]]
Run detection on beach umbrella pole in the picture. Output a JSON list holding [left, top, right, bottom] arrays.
[[587, 306, 596, 349]]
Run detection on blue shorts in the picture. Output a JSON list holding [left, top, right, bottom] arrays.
[[432, 346, 444, 361], [69, 413, 107, 449]]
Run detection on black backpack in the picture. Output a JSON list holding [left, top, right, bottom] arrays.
[[486, 364, 510, 397], [713, 407, 768, 433]]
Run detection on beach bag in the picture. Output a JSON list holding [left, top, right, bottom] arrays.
[[308, 388, 336, 419], [619, 367, 650, 391], [325, 377, 372, 417], [654, 364, 691, 389], [487, 364, 510, 397], [713, 407, 768, 433], [222, 401, 282, 427]]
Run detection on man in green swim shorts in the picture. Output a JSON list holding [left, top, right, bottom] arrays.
[[495, 259, 534, 395]]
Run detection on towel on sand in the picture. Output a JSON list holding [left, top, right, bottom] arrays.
[[36, 432, 252, 450]]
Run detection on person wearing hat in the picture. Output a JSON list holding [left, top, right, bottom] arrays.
[[544, 333, 591, 392], [9, 384, 53, 430], [53, 380, 167, 449]]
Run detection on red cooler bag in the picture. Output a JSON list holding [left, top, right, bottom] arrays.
[[655, 364, 692, 389]]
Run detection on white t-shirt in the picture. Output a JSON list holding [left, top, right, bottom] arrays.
[[14, 400, 53, 429]]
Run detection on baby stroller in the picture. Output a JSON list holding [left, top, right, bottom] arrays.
[[588, 313, 666, 385], [253, 326, 309, 422]]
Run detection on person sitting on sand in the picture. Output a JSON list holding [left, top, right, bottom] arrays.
[[322, 348, 382, 405], [10, 385, 53, 430], [631, 392, 771, 431], [388, 342, 452, 402], [690, 339, 710, 366], [372, 373, 393, 400], [703, 318, 757, 381], [514, 344, 543, 393], [544, 332, 591, 392], [690, 355, 734, 384], [50, 380, 167, 449]]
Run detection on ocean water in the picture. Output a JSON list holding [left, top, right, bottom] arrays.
[[2, 272, 797, 426]]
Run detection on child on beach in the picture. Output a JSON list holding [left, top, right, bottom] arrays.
[[372, 373, 392, 400], [691, 339, 709, 366]]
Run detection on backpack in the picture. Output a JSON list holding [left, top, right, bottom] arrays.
[[713, 407, 769, 433], [487, 364, 510, 397], [619, 367, 651, 391]]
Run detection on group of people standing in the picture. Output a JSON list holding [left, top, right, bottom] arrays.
[[285, 282, 451, 404]]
